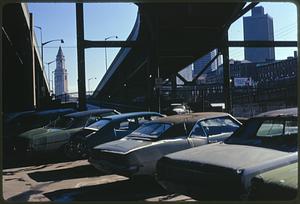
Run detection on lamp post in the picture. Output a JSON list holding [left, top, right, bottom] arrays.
[[88, 77, 97, 94], [51, 70, 55, 95], [104, 35, 118, 71], [46, 60, 56, 91], [42, 39, 64, 69], [34, 26, 42, 55]]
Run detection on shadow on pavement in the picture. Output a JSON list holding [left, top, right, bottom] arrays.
[[44, 177, 168, 201], [28, 164, 105, 182], [3, 151, 75, 169], [6, 190, 44, 202]]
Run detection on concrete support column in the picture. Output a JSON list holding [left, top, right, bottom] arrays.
[[76, 3, 87, 111], [146, 14, 159, 112], [221, 31, 232, 113], [146, 48, 158, 112]]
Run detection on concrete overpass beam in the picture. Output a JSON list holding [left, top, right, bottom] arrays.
[[146, 14, 160, 112], [76, 3, 87, 111], [170, 74, 177, 99], [221, 31, 232, 114]]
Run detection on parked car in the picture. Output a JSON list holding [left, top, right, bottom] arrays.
[[3, 108, 76, 153], [163, 103, 190, 115], [88, 112, 241, 177], [65, 112, 164, 159], [248, 162, 297, 200], [15, 109, 119, 156], [156, 107, 298, 200]]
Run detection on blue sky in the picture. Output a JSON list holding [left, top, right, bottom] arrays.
[[28, 2, 297, 93]]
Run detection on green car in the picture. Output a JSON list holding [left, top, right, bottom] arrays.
[[15, 109, 119, 155], [248, 162, 298, 200]]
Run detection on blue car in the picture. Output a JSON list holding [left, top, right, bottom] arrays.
[[66, 112, 163, 159]]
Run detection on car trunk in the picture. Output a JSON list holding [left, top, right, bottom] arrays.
[[156, 143, 296, 200], [157, 156, 243, 199]]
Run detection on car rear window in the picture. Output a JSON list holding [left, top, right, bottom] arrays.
[[225, 117, 298, 152], [257, 120, 298, 137], [128, 122, 172, 139], [257, 120, 284, 137], [88, 119, 111, 130]]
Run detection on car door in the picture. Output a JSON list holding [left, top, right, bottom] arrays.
[[204, 117, 241, 143], [187, 121, 209, 147], [159, 123, 192, 155], [113, 117, 139, 139], [188, 116, 241, 147]]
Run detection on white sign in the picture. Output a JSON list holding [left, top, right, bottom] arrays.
[[234, 77, 252, 87]]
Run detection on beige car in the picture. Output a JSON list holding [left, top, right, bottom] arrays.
[[89, 112, 241, 177]]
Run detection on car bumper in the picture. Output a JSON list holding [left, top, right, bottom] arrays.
[[156, 158, 244, 200], [88, 157, 140, 177]]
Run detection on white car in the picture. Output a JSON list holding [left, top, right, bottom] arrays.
[[88, 112, 241, 177]]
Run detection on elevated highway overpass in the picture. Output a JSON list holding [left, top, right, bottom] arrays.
[[90, 2, 249, 111], [2, 3, 51, 113]]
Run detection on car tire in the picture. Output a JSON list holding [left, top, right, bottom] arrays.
[[76, 140, 88, 159], [64, 141, 80, 160], [64, 139, 88, 160]]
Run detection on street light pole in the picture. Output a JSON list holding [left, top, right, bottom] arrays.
[[88, 77, 97, 94], [51, 70, 55, 94], [104, 35, 118, 71], [41, 39, 64, 70], [46, 60, 56, 91], [34, 26, 42, 55]]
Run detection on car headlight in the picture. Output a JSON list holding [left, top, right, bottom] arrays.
[[236, 168, 244, 175]]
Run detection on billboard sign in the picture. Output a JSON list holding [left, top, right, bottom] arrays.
[[234, 77, 252, 87]]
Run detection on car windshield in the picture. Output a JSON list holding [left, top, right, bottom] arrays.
[[87, 118, 111, 130], [225, 118, 298, 152], [128, 122, 172, 139], [47, 116, 88, 129]]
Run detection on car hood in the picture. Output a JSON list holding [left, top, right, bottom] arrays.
[[93, 138, 154, 154], [165, 143, 297, 171], [18, 127, 66, 140]]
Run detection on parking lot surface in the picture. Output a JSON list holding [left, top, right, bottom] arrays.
[[3, 158, 194, 202]]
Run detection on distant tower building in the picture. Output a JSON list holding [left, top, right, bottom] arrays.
[[54, 46, 68, 96], [243, 6, 275, 62]]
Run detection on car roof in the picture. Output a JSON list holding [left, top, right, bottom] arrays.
[[65, 109, 116, 118], [151, 112, 231, 125], [254, 107, 298, 118], [35, 108, 75, 116], [102, 111, 162, 121], [5, 110, 36, 122], [5, 108, 75, 121]]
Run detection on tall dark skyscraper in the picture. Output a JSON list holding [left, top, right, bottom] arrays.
[[243, 6, 275, 62]]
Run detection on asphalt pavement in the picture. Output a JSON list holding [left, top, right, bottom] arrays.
[[2, 156, 194, 202]]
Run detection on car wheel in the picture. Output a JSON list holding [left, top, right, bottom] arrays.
[[64, 141, 80, 160], [76, 140, 88, 159], [65, 139, 88, 159]]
